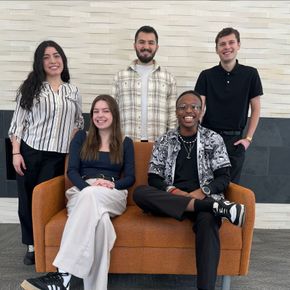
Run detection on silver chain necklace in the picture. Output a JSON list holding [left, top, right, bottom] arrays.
[[178, 134, 197, 160]]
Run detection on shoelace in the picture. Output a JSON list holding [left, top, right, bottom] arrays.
[[217, 206, 229, 215]]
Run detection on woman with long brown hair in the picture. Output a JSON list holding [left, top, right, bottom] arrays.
[[21, 94, 135, 290]]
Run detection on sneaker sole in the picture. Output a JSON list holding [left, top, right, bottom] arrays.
[[237, 204, 245, 227], [21, 280, 41, 290]]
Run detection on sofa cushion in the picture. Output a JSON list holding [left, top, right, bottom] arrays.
[[114, 206, 242, 249], [45, 206, 242, 250]]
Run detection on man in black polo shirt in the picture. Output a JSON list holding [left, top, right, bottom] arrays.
[[195, 27, 263, 183]]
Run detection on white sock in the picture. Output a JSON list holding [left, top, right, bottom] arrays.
[[27, 245, 34, 252], [58, 268, 71, 286]]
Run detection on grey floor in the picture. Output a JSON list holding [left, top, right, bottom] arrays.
[[0, 224, 289, 290]]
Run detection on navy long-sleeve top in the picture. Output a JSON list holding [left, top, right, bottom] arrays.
[[67, 130, 135, 191]]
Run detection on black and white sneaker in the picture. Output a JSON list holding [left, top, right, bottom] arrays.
[[213, 200, 245, 227], [21, 272, 71, 290]]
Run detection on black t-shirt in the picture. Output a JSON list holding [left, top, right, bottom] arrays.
[[195, 60, 263, 131], [173, 138, 199, 192]]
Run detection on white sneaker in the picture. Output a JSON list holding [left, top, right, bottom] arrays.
[[213, 200, 245, 227]]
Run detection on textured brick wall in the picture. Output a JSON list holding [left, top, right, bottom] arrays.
[[0, 1, 290, 117], [1, 1, 290, 201]]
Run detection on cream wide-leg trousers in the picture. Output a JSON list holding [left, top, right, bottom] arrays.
[[53, 179, 128, 290]]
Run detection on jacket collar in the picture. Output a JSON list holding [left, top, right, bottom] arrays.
[[167, 126, 202, 142], [129, 59, 160, 73]]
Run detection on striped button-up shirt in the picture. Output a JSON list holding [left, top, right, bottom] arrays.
[[112, 60, 177, 141], [8, 82, 84, 153]]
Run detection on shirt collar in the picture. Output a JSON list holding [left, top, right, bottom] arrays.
[[41, 82, 68, 97], [168, 126, 201, 142], [42, 81, 67, 87], [218, 59, 240, 74], [129, 59, 160, 73]]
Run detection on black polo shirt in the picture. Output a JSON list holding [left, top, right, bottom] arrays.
[[195, 60, 263, 131]]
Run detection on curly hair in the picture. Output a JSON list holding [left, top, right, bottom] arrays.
[[17, 40, 70, 110]]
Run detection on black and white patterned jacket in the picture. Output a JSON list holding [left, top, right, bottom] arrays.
[[148, 126, 231, 200]]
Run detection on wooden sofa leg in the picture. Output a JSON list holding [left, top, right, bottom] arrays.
[[221, 275, 231, 290]]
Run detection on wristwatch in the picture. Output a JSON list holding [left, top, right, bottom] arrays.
[[202, 186, 211, 195]]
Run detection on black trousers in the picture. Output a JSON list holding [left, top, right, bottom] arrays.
[[17, 142, 65, 245], [133, 185, 221, 290], [220, 134, 245, 184]]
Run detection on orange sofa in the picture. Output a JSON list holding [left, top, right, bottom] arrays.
[[32, 142, 255, 290]]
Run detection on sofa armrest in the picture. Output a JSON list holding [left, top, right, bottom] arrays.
[[32, 175, 66, 272], [225, 182, 256, 275]]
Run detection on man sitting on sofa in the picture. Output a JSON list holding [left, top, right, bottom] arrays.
[[133, 90, 245, 290]]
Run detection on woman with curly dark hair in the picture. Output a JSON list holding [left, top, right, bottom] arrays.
[[8, 40, 84, 265]]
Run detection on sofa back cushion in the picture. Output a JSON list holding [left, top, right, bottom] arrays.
[[127, 142, 154, 205]]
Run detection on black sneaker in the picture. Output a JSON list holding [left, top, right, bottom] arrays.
[[213, 200, 245, 227], [21, 272, 70, 290], [23, 251, 35, 265]]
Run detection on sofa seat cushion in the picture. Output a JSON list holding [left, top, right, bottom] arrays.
[[45, 205, 242, 250], [114, 206, 242, 249]]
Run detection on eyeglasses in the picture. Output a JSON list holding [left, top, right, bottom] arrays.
[[177, 104, 202, 111]]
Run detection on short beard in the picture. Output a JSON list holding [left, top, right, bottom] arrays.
[[136, 50, 156, 64]]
